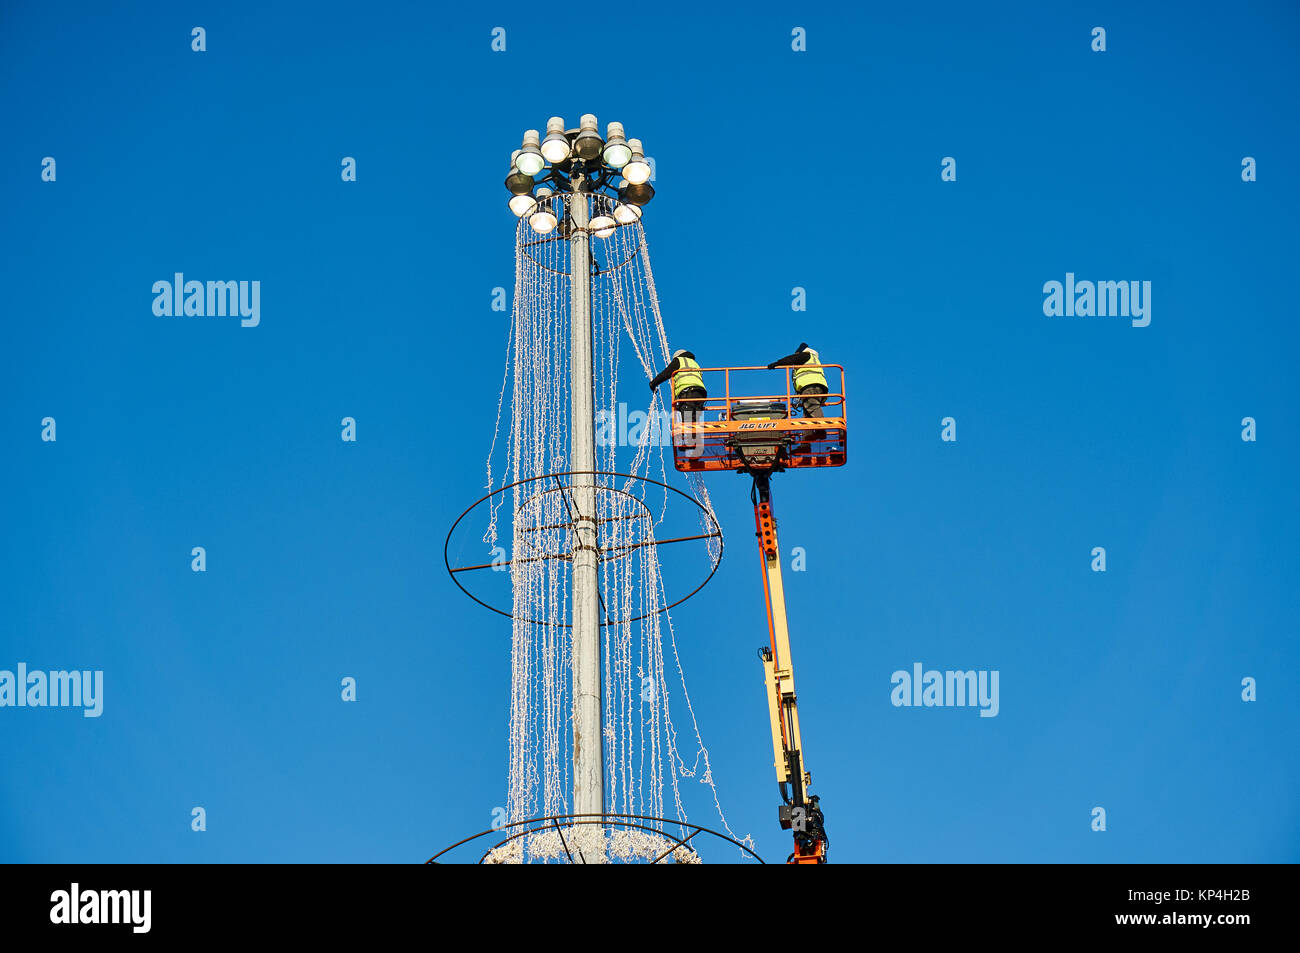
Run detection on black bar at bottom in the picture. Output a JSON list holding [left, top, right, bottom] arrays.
[[0, 863, 1283, 939]]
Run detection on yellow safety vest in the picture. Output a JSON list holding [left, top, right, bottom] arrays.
[[673, 356, 704, 395], [793, 348, 828, 391]]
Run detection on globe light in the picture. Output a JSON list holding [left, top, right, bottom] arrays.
[[622, 139, 651, 185], [509, 192, 538, 217], [573, 113, 603, 160], [540, 117, 571, 164], [601, 121, 631, 168], [516, 130, 545, 177], [529, 188, 558, 234]]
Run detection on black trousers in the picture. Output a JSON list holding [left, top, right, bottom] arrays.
[[798, 383, 828, 418], [675, 386, 707, 424]]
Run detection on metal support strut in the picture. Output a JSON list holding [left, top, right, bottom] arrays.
[[751, 472, 828, 864]]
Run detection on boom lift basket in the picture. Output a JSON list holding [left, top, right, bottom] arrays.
[[670, 365, 848, 474]]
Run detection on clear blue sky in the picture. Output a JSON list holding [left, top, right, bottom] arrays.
[[2, 0, 1297, 863]]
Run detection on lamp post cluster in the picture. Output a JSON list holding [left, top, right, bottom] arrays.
[[502, 113, 664, 841], [504, 114, 654, 235]]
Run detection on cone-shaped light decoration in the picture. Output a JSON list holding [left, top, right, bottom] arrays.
[[601, 122, 631, 168], [516, 129, 545, 177], [504, 150, 534, 195], [610, 179, 643, 223], [509, 192, 538, 217], [619, 180, 655, 206], [529, 187, 558, 234], [622, 139, 651, 185], [540, 117, 571, 164], [573, 113, 603, 160], [613, 199, 643, 224], [589, 196, 616, 238]]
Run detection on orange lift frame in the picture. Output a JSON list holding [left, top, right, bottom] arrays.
[[668, 364, 846, 864]]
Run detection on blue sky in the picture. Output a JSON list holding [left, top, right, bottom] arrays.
[[2, 0, 1297, 862]]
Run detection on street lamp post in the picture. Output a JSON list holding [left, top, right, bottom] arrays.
[[566, 169, 602, 836], [502, 116, 655, 855]]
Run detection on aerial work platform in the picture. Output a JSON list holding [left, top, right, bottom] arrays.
[[669, 362, 846, 862], [669, 365, 848, 473]]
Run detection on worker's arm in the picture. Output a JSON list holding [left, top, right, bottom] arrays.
[[648, 357, 680, 391], [766, 351, 810, 369]]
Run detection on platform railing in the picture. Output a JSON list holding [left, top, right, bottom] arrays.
[[668, 364, 846, 424]]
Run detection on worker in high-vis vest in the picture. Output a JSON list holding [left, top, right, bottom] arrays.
[[649, 349, 708, 424], [767, 342, 829, 418]]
